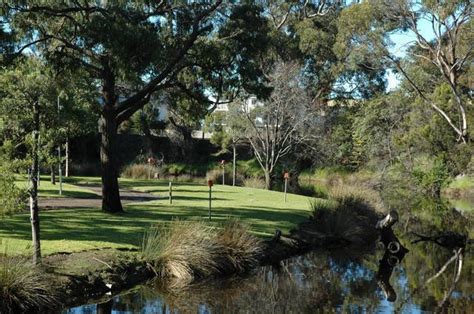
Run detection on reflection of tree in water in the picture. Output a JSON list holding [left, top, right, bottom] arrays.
[[391, 204, 473, 312], [118, 251, 384, 313]]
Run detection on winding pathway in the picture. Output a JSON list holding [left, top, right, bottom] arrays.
[[39, 184, 160, 210]]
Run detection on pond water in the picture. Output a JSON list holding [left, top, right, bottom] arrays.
[[64, 207, 473, 314]]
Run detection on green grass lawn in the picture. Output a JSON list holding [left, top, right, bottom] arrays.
[[15, 175, 99, 198], [1, 177, 315, 256]]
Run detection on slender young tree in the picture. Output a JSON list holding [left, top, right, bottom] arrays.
[[0, 58, 57, 264], [30, 99, 41, 265]]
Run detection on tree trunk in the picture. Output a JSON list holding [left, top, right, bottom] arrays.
[[100, 62, 123, 214], [30, 100, 41, 265], [50, 164, 56, 184], [264, 168, 272, 190], [232, 143, 237, 186], [100, 111, 123, 213]]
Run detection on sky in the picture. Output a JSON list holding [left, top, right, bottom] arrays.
[[386, 18, 436, 91]]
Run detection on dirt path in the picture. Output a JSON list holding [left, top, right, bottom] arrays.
[[39, 184, 160, 210]]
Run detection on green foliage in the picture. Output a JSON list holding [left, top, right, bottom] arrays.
[[236, 159, 263, 178], [0, 57, 98, 170], [412, 157, 452, 198], [0, 164, 27, 216]]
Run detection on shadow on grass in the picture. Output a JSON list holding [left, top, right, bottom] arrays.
[[0, 202, 309, 249], [39, 189, 99, 199]]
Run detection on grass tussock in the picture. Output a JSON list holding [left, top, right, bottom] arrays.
[[0, 255, 60, 313], [308, 185, 383, 245], [216, 220, 263, 273], [121, 163, 162, 179], [141, 220, 262, 287], [242, 176, 266, 189]]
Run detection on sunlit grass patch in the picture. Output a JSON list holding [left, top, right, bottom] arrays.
[[1, 177, 315, 256]]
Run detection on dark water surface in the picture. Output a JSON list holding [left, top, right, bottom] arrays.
[[64, 218, 473, 313]]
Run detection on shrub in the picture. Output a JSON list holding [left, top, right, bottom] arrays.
[[236, 159, 263, 178], [141, 220, 262, 287], [121, 163, 162, 179], [0, 165, 27, 216], [205, 168, 239, 185], [412, 157, 451, 198], [242, 177, 266, 189], [309, 185, 383, 245], [0, 253, 59, 312], [298, 183, 329, 198]]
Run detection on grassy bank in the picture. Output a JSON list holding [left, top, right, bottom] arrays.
[[1, 177, 314, 256], [444, 175, 474, 199]]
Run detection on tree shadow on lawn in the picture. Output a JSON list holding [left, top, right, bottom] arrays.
[[172, 195, 229, 201], [39, 189, 100, 199], [0, 203, 310, 249]]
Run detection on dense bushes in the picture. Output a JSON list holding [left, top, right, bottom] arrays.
[[141, 220, 262, 287]]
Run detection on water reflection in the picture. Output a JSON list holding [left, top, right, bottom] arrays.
[[65, 207, 473, 314], [65, 248, 472, 313]]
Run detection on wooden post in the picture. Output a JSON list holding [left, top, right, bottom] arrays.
[[65, 138, 69, 177], [169, 181, 173, 204], [57, 95, 62, 195], [58, 145, 63, 195], [207, 180, 213, 221], [209, 185, 212, 221], [232, 143, 236, 186], [284, 172, 289, 202]]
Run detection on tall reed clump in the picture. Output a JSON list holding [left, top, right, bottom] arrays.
[[141, 220, 262, 287], [216, 220, 263, 273], [309, 185, 383, 245], [0, 254, 60, 313]]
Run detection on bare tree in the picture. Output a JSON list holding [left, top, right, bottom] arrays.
[[238, 61, 313, 189]]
